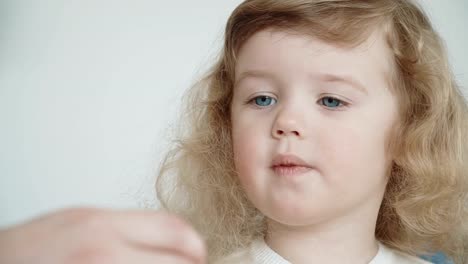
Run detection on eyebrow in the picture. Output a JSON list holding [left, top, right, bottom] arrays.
[[234, 70, 279, 88], [235, 70, 368, 95], [316, 72, 368, 95]]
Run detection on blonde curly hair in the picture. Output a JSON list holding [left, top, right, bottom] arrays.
[[156, 0, 468, 263]]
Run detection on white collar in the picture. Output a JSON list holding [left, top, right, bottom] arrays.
[[249, 239, 430, 264]]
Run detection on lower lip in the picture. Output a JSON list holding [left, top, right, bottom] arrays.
[[272, 165, 312, 177]]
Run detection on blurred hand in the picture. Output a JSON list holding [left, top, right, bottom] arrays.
[[0, 207, 206, 264]]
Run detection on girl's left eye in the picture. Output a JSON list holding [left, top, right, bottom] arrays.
[[319, 96, 347, 109], [250, 96, 277, 107]]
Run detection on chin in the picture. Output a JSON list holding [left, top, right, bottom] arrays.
[[263, 204, 330, 227]]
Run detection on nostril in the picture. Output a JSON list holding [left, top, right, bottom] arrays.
[[275, 130, 300, 137]]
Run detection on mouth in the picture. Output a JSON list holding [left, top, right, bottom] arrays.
[[271, 165, 312, 177], [271, 154, 313, 177]]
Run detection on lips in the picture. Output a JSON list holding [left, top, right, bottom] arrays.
[[271, 154, 313, 177], [271, 154, 311, 168]]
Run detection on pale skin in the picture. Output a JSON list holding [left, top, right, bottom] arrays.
[[231, 28, 399, 264], [0, 208, 206, 264]]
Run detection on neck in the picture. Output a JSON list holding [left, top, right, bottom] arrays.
[[264, 203, 381, 264]]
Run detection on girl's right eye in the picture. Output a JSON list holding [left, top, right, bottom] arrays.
[[250, 95, 277, 107]]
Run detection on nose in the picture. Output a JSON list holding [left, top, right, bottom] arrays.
[[272, 108, 305, 139]]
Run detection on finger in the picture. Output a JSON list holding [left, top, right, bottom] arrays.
[[108, 209, 206, 263], [69, 243, 198, 264]]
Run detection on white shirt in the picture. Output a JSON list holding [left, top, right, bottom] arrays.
[[220, 239, 433, 264]]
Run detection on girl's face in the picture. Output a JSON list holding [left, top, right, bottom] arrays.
[[230, 29, 399, 226]]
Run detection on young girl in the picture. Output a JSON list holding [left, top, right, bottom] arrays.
[[156, 0, 468, 263], [0, 1, 467, 264]]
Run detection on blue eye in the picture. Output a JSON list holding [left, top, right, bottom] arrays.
[[320, 96, 345, 109], [252, 96, 277, 107]]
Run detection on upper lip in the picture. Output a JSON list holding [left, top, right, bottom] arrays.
[[271, 154, 312, 168]]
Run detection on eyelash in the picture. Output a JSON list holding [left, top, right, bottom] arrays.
[[245, 95, 349, 110]]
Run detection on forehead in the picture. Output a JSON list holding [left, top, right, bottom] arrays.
[[234, 29, 394, 93]]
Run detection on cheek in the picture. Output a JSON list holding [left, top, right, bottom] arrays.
[[321, 127, 362, 174], [231, 118, 264, 182], [321, 114, 392, 188]]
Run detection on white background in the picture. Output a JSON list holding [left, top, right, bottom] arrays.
[[1, 0, 467, 228]]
